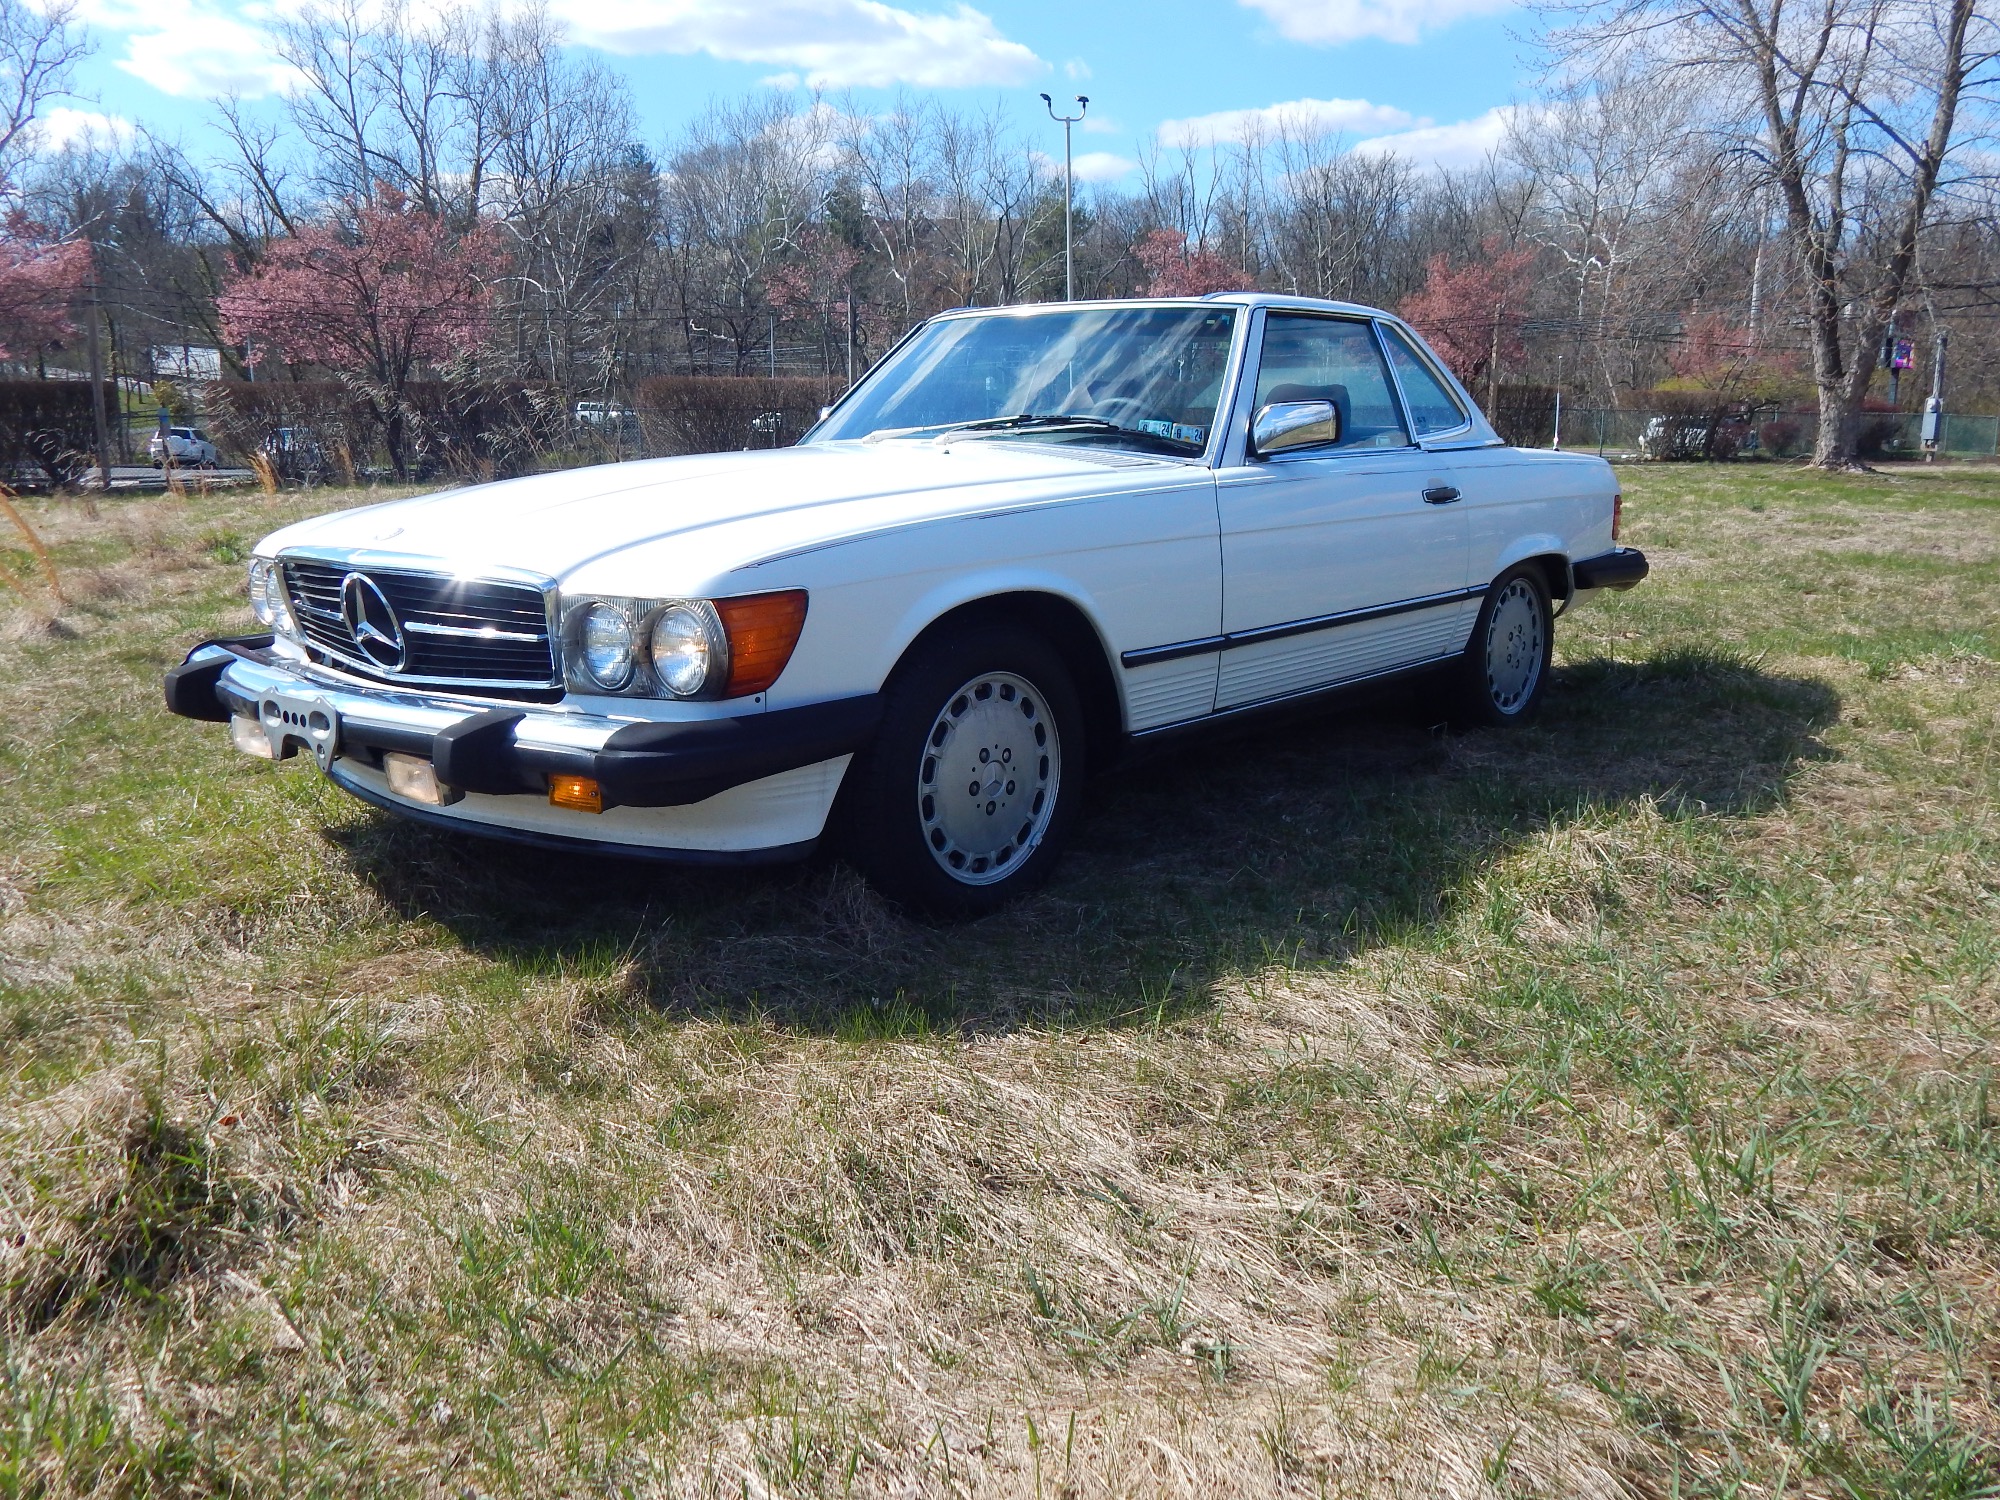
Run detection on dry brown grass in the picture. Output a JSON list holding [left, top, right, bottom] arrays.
[[1, 463, 1997, 1497]]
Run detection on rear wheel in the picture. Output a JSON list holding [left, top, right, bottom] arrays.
[[1449, 565, 1553, 727], [843, 625, 1085, 918]]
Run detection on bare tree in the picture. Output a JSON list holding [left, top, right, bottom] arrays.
[[1544, 0, 1998, 465], [1510, 72, 1731, 402], [0, 0, 88, 176], [485, 10, 639, 401]]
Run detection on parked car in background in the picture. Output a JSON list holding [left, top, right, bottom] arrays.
[[259, 426, 329, 483], [150, 426, 220, 468], [1638, 407, 1754, 461], [167, 294, 1646, 916], [574, 401, 640, 444]]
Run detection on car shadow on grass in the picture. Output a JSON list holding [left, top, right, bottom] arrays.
[[328, 646, 1840, 1034]]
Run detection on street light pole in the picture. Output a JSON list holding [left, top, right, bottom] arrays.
[[1040, 93, 1088, 300]]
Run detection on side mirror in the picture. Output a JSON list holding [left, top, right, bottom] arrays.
[[1250, 400, 1340, 458]]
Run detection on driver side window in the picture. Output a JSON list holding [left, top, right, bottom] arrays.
[[1253, 314, 1411, 451]]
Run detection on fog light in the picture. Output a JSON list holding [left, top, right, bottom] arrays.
[[384, 752, 460, 806], [547, 774, 603, 813], [229, 716, 273, 758]]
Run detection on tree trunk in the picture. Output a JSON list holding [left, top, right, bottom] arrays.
[[1793, 0, 1976, 469]]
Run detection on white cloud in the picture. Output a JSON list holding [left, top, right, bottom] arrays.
[[1070, 151, 1135, 182], [1352, 106, 1514, 169], [553, 0, 1044, 88], [68, 0, 301, 99], [1030, 148, 1132, 182], [32, 106, 139, 150], [1063, 58, 1091, 80], [1157, 96, 1418, 148], [1238, 0, 1516, 46]]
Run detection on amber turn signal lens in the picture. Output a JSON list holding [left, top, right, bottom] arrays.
[[547, 774, 604, 813], [715, 589, 809, 697]]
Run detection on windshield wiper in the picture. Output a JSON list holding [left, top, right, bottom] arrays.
[[885, 412, 1202, 451], [892, 412, 1120, 437]]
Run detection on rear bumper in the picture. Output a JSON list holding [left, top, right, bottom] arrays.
[[1571, 547, 1649, 592], [164, 637, 879, 856]]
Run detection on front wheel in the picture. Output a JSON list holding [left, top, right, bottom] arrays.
[[842, 625, 1085, 918], [1449, 565, 1554, 728]]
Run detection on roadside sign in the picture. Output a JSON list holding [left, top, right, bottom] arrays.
[[1890, 339, 1914, 371]]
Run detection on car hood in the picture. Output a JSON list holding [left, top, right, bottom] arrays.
[[258, 440, 1179, 587]]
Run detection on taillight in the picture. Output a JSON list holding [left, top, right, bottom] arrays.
[[1612, 492, 1623, 543]]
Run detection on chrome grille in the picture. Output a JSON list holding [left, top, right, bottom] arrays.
[[281, 558, 558, 693]]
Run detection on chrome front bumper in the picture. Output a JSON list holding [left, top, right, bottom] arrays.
[[164, 637, 878, 860]]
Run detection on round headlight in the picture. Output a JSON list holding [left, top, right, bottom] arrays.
[[579, 602, 635, 689], [649, 603, 714, 697], [248, 559, 274, 625], [261, 565, 290, 629]]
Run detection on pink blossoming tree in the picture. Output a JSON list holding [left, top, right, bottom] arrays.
[[1398, 240, 1537, 404], [0, 210, 91, 363], [219, 199, 509, 476], [1134, 230, 1247, 298]]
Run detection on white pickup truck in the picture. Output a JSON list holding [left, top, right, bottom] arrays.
[[166, 293, 1646, 915]]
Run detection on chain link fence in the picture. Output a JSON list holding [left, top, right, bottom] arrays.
[[1542, 407, 2000, 460]]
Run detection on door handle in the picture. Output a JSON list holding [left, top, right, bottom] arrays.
[[1423, 485, 1461, 504]]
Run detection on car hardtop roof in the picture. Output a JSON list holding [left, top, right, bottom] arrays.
[[926, 292, 1401, 323]]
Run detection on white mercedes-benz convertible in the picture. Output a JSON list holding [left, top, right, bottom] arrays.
[[166, 293, 1647, 915]]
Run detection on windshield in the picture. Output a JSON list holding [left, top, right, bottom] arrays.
[[807, 304, 1239, 457]]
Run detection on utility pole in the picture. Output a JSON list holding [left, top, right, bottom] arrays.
[[1039, 93, 1089, 300], [1551, 354, 1564, 450], [83, 277, 111, 511], [1921, 328, 1947, 463]]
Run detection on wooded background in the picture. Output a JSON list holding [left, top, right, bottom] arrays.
[[0, 0, 1994, 476]]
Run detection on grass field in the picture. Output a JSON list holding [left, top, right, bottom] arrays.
[[1, 461, 1997, 1498]]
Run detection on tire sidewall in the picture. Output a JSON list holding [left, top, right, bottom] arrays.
[[1457, 565, 1553, 728], [843, 624, 1087, 918]]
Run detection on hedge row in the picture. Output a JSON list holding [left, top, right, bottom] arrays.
[[0, 381, 118, 488], [632, 376, 837, 457], [195, 375, 849, 481]]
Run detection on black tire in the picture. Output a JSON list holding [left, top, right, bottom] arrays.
[[1449, 564, 1554, 728], [842, 624, 1086, 919]]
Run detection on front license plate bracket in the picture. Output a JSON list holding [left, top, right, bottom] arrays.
[[256, 688, 340, 771]]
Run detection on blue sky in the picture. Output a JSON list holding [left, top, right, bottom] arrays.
[[40, 0, 1538, 181]]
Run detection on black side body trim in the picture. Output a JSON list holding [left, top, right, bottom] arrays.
[[1121, 585, 1488, 669], [164, 635, 276, 721], [1571, 548, 1648, 591]]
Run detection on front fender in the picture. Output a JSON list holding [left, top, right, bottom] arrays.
[[872, 566, 1119, 687]]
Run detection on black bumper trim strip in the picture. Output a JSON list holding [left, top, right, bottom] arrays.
[[164, 635, 276, 721], [320, 696, 879, 808], [1571, 548, 1649, 591], [1121, 584, 1489, 669]]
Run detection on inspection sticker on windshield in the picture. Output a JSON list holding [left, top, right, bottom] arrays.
[[1137, 419, 1206, 444]]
